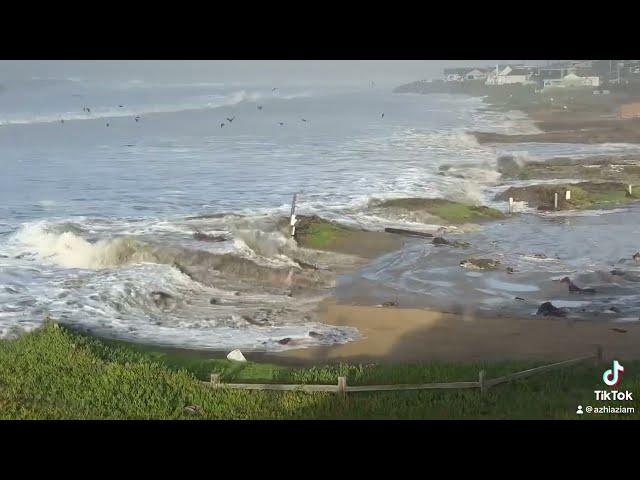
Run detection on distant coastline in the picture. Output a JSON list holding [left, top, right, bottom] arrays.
[[394, 77, 640, 145]]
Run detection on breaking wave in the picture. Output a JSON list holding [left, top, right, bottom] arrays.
[[0, 220, 357, 350], [0, 89, 313, 126]]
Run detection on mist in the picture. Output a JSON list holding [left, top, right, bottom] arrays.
[[0, 60, 543, 87]]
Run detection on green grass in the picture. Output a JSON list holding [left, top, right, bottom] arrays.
[[378, 198, 505, 223], [569, 184, 640, 208], [298, 221, 353, 249], [1, 323, 638, 419]]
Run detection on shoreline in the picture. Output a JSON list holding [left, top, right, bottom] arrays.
[[251, 302, 640, 366], [251, 89, 640, 366], [18, 83, 640, 366], [127, 301, 640, 367], [394, 79, 640, 145]]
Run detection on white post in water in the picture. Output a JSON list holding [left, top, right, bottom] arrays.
[[290, 193, 298, 237], [629, 185, 633, 196], [554, 192, 559, 210], [508, 197, 514, 214], [565, 190, 571, 201]]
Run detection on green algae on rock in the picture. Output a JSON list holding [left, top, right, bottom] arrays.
[[372, 198, 505, 223], [495, 181, 640, 210], [283, 215, 404, 258]]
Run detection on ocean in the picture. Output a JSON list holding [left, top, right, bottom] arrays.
[[2, 75, 640, 350]]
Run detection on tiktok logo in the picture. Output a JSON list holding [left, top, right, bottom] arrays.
[[603, 360, 625, 387]]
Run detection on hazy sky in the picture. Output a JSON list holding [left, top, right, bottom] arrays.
[[0, 60, 544, 87]]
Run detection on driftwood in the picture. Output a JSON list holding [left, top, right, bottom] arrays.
[[384, 227, 434, 238]]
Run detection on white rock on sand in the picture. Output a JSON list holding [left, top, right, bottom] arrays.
[[227, 349, 247, 362]]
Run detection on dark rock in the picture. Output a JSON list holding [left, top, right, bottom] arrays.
[[432, 236, 450, 245], [151, 291, 172, 299], [607, 306, 621, 313], [506, 267, 515, 274], [536, 301, 568, 317], [193, 231, 229, 242], [611, 269, 626, 276], [234, 291, 241, 296], [633, 252, 640, 263], [432, 237, 470, 248], [209, 298, 218, 305], [308, 331, 322, 338], [381, 301, 398, 307], [560, 277, 596, 294], [278, 337, 292, 345], [515, 297, 526, 301], [611, 328, 627, 334]]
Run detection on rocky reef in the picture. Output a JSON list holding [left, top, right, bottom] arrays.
[[497, 154, 640, 184], [370, 198, 505, 224], [495, 181, 640, 210]]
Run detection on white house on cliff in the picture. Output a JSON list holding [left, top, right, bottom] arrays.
[[485, 66, 535, 85]]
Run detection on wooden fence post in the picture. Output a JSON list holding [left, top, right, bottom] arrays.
[[337, 376, 347, 396], [479, 370, 486, 394], [290, 193, 298, 237], [210, 373, 221, 388]]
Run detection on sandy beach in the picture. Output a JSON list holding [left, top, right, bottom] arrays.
[[256, 302, 640, 365]]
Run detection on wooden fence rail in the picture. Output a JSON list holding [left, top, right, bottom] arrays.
[[485, 353, 597, 388], [204, 346, 602, 395]]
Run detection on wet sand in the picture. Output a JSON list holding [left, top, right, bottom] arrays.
[[255, 302, 640, 365]]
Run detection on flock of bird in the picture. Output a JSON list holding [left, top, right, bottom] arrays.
[[62, 88, 387, 129], [63, 104, 140, 127]]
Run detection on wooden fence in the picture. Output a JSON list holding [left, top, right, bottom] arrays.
[[203, 346, 603, 395]]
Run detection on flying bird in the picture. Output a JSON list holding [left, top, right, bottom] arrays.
[[381, 113, 385, 118], [106, 123, 110, 127], [301, 118, 307, 122], [118, 105, 124, 108], [134, 116, 140, 122], [257, 105, 263, 110], [220, 123, 225, 128], [278, 122, 284, 126], [226, 116, 235, 123], [272, 88, 278, 92]]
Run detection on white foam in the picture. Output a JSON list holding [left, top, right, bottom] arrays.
[[0, 89, 312, 127]]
